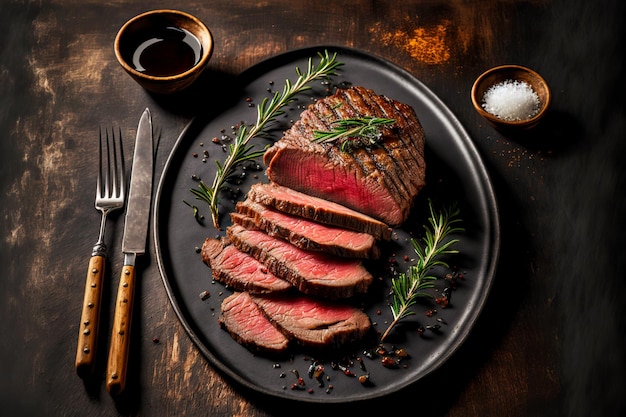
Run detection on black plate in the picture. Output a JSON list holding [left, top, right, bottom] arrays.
[[153, 46, 500, 403]]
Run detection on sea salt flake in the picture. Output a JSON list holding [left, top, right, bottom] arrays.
[[482, 79, 540, 121]]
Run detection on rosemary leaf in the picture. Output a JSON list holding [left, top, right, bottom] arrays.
[[312, 117, 395, 151], [191, 50, 343, 229], [380, 201, 463, 342]]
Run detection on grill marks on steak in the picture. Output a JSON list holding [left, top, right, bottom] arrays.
[[201, 237, 292, 294], [218, 292, 372, 354], [246, 182, 392, 241], [232, 199, 380, 259], [218, 292, 290, 355], [226, 224, 373, 299], [264, 86, 426, 226]]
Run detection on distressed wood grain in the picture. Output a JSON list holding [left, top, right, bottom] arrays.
[[1, 0, 624, 416]]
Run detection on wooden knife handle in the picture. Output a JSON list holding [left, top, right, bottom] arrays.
[[75, 255, 105, 377], [106, 264, 136, 395]]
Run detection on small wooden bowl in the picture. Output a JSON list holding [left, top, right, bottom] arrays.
[[471, 65, 550, 130], [114, 9, 213, 94]]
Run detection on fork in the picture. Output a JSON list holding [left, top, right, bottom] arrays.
[[76, 127, 125, 377]]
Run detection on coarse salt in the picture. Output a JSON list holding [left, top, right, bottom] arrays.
[[482, 79, 540, 121]]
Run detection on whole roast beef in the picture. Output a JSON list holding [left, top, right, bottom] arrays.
[[264, 86, 426, 226]]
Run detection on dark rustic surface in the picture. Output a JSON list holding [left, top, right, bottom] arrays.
[[1, 1, 625, 416]]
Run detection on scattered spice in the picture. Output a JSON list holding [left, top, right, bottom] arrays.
[[482, 80, 540, 121], [356, 357, 367, 372], [381, 356, 396, 368], [313, 364, 325, 380], [358, 374, 371, 385], [372, 22, 451, 64], [426, 324, 442, 333], [394, 348, 409, 358]]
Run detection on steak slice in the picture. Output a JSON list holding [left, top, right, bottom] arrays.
[[251, 293, 372, 350], [226, 224, 373, 299], [232, 200, 380, 259], [218, 292, 290, 355], [264, 86, 426, 226], [246, 182, 392, 241], [201, 237, 292, 294]]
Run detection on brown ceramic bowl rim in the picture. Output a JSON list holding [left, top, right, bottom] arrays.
[[471, 64, 551, 127], [114, 9, 213, 82]]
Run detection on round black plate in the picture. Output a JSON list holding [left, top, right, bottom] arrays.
[[153, 46, 499, 403]]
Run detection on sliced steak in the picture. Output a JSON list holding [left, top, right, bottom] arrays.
[[264, 86, 426, 226], [226, 224, 373, 299], [218, 292, 290, 355], [246, 182, 392, 241], [232, 200, 380, 259], [251, 293, 372, 350], [201, 237, 292, 294]]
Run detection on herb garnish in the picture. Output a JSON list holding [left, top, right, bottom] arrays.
[[183, 200, 204, 224], [190, 50, 343, 229], [381, 201, 463, 342], [312, 117, 395, 152]]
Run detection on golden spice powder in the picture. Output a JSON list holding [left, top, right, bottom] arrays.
[[373, 21, 451, 65]]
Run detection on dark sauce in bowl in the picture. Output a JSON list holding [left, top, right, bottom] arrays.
[[127, 26, 203, 77]]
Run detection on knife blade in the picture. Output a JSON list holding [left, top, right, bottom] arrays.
[[106, 108, 153, 395]]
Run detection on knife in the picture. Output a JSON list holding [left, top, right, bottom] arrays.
[[106, 108, 153, 395]]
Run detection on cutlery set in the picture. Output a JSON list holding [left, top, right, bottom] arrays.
[[75, 108, 154, 395]]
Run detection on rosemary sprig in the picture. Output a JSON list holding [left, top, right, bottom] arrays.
[[380, 201, 463, 342], [312, 117, 395, 152], [190, 50, 343, 229]]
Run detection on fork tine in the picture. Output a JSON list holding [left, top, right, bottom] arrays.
[[109, 127, 116, 199], [105, 127, 113, 199], [96, 127, 103, 201], [115, 127, 125, 198]]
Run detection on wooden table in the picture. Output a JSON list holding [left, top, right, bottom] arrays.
[[2, 1, 624, 415]]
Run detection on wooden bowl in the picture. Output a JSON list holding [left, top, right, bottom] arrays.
[[471, 65, 550, 130], [114, 9, 213, 94]]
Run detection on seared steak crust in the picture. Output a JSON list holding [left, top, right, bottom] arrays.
[[264, 86, 426, 226]]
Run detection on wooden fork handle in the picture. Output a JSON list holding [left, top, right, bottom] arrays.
[[106, 264, 136, 395], [75, 255, 105, 376]]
